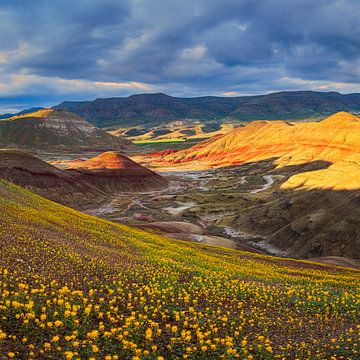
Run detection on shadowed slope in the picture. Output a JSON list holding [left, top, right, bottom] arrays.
[[67, 151, 169, 192], [0, 150, 106, 208]]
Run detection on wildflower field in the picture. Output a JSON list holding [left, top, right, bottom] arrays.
[[0, 179, 359, 359]]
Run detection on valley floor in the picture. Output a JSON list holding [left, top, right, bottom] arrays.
[[85, 163, 279, 255], [83, 158, 360, 265]]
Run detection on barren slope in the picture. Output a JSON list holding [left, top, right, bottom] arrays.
[[0, 150, 106, 208], [66, 151, 169, 192], [0, 109, 133, 151]]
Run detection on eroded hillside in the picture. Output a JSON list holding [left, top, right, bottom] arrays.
[[0, 109, 133, 152], [130, 112, 360, 259]]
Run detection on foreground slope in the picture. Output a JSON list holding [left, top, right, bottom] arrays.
[[0, 109, 133, 151], [0, 180, 359, 359]]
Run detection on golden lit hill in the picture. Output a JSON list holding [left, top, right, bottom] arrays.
[[162, 111, 359, 166], [160, 112, 360, 190], [0, 179, 359, 358], [144, 112, 360, 260], [0, 109, 133, 151]]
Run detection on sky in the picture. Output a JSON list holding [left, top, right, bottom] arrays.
[[0, 0, 359, 113]]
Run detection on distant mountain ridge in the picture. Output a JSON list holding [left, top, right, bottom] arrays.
[[0, 107, 44, 119], [54, 91, 360, 127]]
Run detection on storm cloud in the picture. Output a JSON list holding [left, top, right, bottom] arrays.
[[0, 0, 359, 111]]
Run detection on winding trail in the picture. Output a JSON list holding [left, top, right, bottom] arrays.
[[250, 175, 275, 193], [164, 202, 197, 216]]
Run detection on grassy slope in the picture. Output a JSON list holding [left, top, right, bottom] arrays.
[[0, 180, 359, 359]]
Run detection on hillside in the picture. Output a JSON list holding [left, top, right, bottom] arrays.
[[64, 151, 169, 192], [0, 107, 44, 119], [0, 179, 359, 358], [161, 112, 360, 178], [0, 150, 168, 208], [54, 91, 360, 127], [0, 109, 133, 151], [0, 150, 106, 208], [142, 112, 360, 260]]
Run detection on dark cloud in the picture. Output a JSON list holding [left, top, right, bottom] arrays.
[[0, 0, 358, 111]]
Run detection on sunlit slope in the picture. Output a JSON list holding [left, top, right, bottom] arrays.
[[161, 112, 360, 189], [164, 112, 360, 166], [283, 153, 360, 190], [0, 180, 359, 359], [125, 124, 236, 142]]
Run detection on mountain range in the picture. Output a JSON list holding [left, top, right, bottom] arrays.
[[54, 91, 360, 127], [0, 107, 44, 119]]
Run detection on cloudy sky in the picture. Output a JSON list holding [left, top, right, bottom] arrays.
[[0, 0, 359, 112]]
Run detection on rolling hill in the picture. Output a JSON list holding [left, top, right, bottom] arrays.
[[0, 108, 133, 151], [54, 91, 360, 127], [0, 150, 168, 208], [0, 150, 107, 208], [65, 151, 169, 192], [160, 112, 360, 179], [113, 123, 236, 143], [0, 179, 359, 358]]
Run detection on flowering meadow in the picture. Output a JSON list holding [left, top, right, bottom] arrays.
[[0, 179, 359, 359]]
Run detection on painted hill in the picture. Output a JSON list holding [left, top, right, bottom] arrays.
[[114, 123, 236, 142], [152, 112, 360, 259], [0, 150, 106, 208], [54, 91, 360, 127], [0, 108, 133, 151], [0, 179, 359, 358], [162, 112, 360, 182], [66, 151, 169, 192]]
